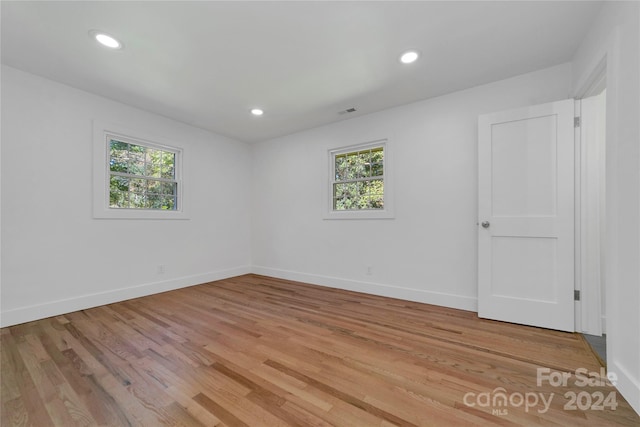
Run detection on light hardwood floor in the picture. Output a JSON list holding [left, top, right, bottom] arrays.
[[2, 274, 638, 426]]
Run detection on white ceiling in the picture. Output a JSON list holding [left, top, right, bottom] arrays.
[[2, 1, 602, 143]]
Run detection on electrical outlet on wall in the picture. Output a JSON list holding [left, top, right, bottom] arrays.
[[366, 266, 373, 276], [157, 264, 165, 275]]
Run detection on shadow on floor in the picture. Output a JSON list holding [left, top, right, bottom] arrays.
[[583, 333, 607, 365]]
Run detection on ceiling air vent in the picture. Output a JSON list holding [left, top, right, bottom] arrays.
[[338, 107, 357, 115]]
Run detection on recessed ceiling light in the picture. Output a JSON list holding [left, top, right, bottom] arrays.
[[89, 30, 123, 49], [251, 108, 264, 116], [400, 50, 419, 64]]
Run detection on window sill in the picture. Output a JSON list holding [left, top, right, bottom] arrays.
[[323, 209, 395, 220], [93, 208, 189, 220]]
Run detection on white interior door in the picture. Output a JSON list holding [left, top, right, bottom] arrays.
[[478, 99, 575, 332]]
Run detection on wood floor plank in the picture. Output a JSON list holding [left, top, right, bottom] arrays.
[[2, 331, 55, 426], [2, 274, 638, 426]]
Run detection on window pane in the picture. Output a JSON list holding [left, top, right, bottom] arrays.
[[355, 151, 371, 178], [109, 190, 129, 208], [371, 147, 383, 162], [159, 152, 174, 180], [129, 159, 145, 176], [335, 155, 348, 180], [148, 150, 163, 178], [129, 143, 145, 155], [335, 148, 383, 183], [129, 149, 144, 161], [110, 139, 129, 152], [110, 175, 129, 191], [369, 179, 384, 196], [347, 182, 358, 198], [349, 196, 362, 209], [145, 148, 162, 178], [162, 196, 176, 210], [147, 179, 161, 194], [162, 151, 175, 165], [345, 153, 359, 180], [147, 193, 163, 209], [145, 148, 156, 164], [335, 196, 359, 210], [129, 193, 146, 209], [160, 182, 177, 195], [130, 178, 147, 193], [109, 175, 130, 208], [161, 164, 175, 180], [370, 179, 384, 208], [145, 162, 161, 178], [109, 140, 129, 173], [109, 158, 129, 173], [129, 149, 144, 171]]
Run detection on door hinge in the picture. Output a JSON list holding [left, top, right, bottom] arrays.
[[574, 290, 581, 301], [574, 116, 581, 128]]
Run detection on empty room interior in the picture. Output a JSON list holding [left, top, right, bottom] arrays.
[[1, 1, 639, 426]]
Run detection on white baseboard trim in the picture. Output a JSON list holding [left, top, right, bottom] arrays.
[[1, 266, 478, 327], [251, 266, 477, 312], [609, 360, 640, 415], [0, 266, 251, 327]]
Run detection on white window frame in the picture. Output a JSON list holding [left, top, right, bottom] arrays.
[[324, 139, 394, 220], [92, 121, 188, 219]]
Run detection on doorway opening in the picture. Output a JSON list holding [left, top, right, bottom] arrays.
[[577, 82, 606, 364]]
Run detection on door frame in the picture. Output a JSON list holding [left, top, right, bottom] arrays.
[[574, 60, 608, 336]]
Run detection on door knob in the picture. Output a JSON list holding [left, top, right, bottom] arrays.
[[481, 221, 490, 228]]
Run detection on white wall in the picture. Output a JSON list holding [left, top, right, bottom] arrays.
[[1, 65, 252, 326], [572, 1, 640, 414], [251, 63, 572, 311]]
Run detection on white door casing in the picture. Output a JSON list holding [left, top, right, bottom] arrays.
[[578, 90, 606, 336], [478, 99, 575, 332]]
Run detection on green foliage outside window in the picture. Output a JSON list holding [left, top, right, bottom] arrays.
[[333, 146, 384, 210], [109, 139, 177, 210]]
